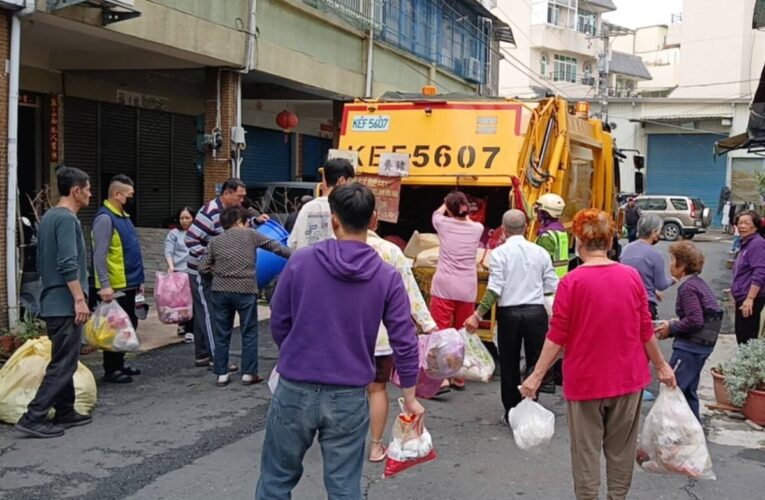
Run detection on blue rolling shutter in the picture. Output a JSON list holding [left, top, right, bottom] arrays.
[[646, 134, 727, 226], [241, 127, 292, 185], [302, 135, 332, 181]]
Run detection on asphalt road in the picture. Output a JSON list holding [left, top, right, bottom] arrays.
[[1, 238, 764, 499]]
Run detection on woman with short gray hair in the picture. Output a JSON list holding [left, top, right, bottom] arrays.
[[620, 213, 676, 319]]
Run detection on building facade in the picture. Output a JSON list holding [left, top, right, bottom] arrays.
[[0, 0, 510, 327], [607, 0, 765, 222]]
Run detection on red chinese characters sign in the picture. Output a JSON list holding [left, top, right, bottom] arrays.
[[49, 95, 59, 164], [357, 174, 401, 224]]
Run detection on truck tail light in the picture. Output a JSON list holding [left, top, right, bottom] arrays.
[[690, 205, 697, 218]]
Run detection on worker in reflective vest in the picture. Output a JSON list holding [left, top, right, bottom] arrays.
[[534, 193, 569, 278]]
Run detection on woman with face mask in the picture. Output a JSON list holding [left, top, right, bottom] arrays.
[[619, 213, 677, 320], [165, 207, 197, 343]]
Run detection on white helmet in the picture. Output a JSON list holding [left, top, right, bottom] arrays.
[[536, 193, 566, 218]]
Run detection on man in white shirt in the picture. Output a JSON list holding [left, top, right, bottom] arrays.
[[287, 158, 355, 249], [464, 209, 558, 418]]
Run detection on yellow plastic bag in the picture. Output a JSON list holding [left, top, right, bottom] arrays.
[[0, 338, 97, 424]]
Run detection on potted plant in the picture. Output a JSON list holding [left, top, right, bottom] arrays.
[[710, 364, 738, 408], [0, 330, 13, 358], [725, 339, 765, 425]]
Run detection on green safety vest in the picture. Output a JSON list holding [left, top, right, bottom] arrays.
[[537, 230, 569, 278]]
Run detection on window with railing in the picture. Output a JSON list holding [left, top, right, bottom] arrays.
[[577, 9, 596, 35], [553, 54, 577, 83], [547, 0, 576, 29], [304, 0, 489, 84]]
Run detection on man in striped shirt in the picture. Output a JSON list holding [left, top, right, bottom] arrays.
[[185, 178, 268, 367]]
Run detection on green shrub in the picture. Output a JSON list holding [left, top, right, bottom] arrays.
[[724, 338, 765, 407]]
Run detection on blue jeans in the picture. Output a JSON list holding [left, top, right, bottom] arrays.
[[210, 292, 258, 376], [255, 377, 369, 500], [670, 347, 712, 422]]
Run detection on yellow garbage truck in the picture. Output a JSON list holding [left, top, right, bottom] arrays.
[[337, 91, 619, 340]]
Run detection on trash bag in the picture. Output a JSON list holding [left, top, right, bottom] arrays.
[[154, 271, 193, 324], [84, 301, 140, 352], [508, 398, 555, 451], [391, 333, 457, 399], [422, 328, 465, 379], [636, 385, 716, 480], [457, 329, 495, 383], [384, 398, 437, 478], [0, 338, 97, 424]]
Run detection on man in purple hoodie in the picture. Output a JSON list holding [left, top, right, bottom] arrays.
[[256, 183, 423, 500]]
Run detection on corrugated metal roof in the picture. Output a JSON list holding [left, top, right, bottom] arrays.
[[610, 51, 652, 80], [639, 101, 736, 120]]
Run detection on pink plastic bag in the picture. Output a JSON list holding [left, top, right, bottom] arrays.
[[391, 334, 454, 399], [154, 272, 193, 324]]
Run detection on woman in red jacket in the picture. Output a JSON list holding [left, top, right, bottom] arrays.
[[521, 208, 676, 500]]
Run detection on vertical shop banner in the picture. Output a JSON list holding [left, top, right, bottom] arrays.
[[49, 95, 59, 164], [357, 174, 401, 223]]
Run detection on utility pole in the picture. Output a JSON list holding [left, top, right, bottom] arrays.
[[591, 22, 633, 122]]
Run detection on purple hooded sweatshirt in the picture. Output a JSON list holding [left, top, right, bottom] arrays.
[[270, 239, 420, 388]]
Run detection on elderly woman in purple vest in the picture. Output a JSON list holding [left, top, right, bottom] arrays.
[[655, 241, 722, 421]]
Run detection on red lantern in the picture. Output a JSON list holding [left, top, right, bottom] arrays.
[[276, 110, 298, 142]]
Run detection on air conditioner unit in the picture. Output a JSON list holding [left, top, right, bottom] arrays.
[[465, 57, 483, 83], [581, 76, 596, 86], [540, 73, 552, 80], [608, 88, 616, 97]]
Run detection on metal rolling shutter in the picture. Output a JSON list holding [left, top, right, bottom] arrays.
[[241, 126, 293, 185], [646, 134, 727, 226], [302, 135, 332, 181], [137, 109, 172, 227], [63, 98, 99, 225], [99, 103, 137, 214], [171, 114, 202, 212]]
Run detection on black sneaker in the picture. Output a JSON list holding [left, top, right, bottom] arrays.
[[14, 415, 65, 438], [53, 411, 93, 429], [104, 371, 134, 384], [120, 365, 141, 376]]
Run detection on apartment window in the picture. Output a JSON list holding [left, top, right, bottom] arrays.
[[577, 10, 596, 35], [547, 0, 576, 29], [554, 54, 577, 83], [541, 53, 549, 76]]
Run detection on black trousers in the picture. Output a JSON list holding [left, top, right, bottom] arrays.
[[497, 304, 549, 412], [648, 301, 658, 320], [26, 316, 81, 422], [102, 289, 138, 374], [735, 296, 765, 345], [190, 274, 213, 360]]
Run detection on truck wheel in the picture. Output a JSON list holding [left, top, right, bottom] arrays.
[[662, 222, 681, 241]]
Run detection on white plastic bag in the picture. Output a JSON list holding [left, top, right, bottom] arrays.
[[508, 398, 555, 451], [636, 385, 716, 480], [457, 329, 495, 383], [544, 294, 555, 317]]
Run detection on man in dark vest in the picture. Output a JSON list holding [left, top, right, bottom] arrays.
[[92, 174, 145, 383]]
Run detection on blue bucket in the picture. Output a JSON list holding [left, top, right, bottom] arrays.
[[254, 220, 290, 289]]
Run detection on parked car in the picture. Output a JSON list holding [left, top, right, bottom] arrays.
[[246, 182, 318, 225], [635, 195, 711, 241]]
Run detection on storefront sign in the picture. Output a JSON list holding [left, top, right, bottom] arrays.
[[357, 174, 401, 223], [49, 95, 59, 164]]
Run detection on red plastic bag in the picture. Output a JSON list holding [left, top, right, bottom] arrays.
[[383, 399, 437, 478]]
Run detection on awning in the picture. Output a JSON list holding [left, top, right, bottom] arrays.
[[714, 133, 750, 157]]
